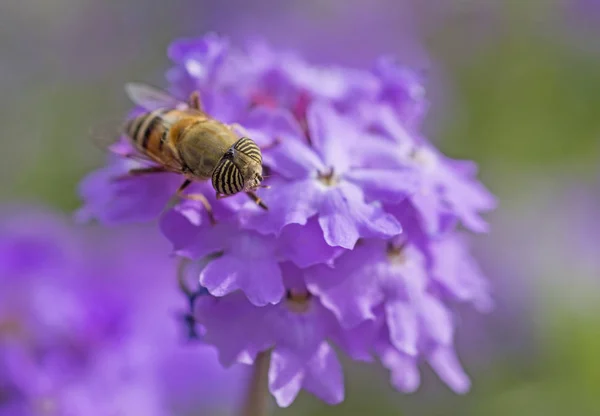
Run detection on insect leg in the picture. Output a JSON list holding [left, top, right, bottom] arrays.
[[188, 91, 204, 112], [177, 178, 193, 192], [215, 191, 268, 210], [112, 166, 167, 182], [176, 179, 216, 225], [128, 166, 168, 175], [246, 191, 268, 210], [214, 192, 243, 201]]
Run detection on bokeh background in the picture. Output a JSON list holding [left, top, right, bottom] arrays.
[[1, 0, 599, 415]]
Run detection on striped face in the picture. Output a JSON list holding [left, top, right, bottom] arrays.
[[211, 137, 263, 195]]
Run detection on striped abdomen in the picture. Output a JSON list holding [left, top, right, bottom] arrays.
[[124, 109, 171, 157]]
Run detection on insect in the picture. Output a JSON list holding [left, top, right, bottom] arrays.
[[120, 83, 267, 221]]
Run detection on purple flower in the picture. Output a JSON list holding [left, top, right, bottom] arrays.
[[76, 142, 182, 225], [240, 102, 411, 249], [0, 208, 245, 415], [78, 34, 496, 406], [306, 233, 491, 394], [161, 202, 339, 306], [570, 0, 600, 30], [194, 263, 375, 407], [203, 0, 428, 68]]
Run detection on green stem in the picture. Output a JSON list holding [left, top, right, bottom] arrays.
[[240, 350, 271, 416]]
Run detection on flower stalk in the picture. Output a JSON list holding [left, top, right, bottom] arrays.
[[241, 351, 271, 416]]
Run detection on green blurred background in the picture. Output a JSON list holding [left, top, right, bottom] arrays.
[[1, 1, 599, 415]]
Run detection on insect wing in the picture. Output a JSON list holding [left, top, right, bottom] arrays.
[[125, 83, 188, 112]]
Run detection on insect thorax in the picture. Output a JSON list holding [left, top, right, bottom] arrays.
[[177, 120, 237, 179]]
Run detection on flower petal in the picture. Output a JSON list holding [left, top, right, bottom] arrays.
[[428, 346, 471, 394], [167, 34, 228, 83], [77, 165, 179, 225], [278, 218, 342, 268], [263, 138, 325, 180], [430, 237, 494, 312], [307, 243, 387, 327], [379, 347, 421, 393], [318, 182, 402, 249], [196, 294, 271, 367], [268, 302, 331, 360], [160, 206, 233, 258], [160, 203, 205, 255], [306, 102, 356, 173], [200, 255, 284, 306], [240, 107, 304, 148], [239, 179, 323, 236], [269, 349, 303, 392], [441, 170, 497, 233], [269, 349, 305, 408], [201, 88, 248, 124], [410, 190, 442, 235], [385, 300, 418, 356], [303, 343, 344, 405], [345, 168, 419, 203], [418, 294, 454, 346], [330, 320, 378, 362]]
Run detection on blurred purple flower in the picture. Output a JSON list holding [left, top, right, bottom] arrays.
[[552, 0, 600, 55], [571, 0, 600, 24], [79, 34, 495, 406], [204, 0, 427, 68], [0, 208, 245, 415]]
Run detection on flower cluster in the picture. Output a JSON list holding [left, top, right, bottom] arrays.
[[0, 208, 245, 415], [79, 34, 496, 406]]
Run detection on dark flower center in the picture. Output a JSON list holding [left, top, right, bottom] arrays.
[[34, 396, 58, 415], [285, 289, 312, 313], [386, 241, 408, 265], [0, 316, 25, 340]]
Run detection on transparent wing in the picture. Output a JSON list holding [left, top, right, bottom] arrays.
[[125, 83, 188, 111], [89, 117, 175, 168]]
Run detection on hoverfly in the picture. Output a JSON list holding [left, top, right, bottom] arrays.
[[120, 83, 267, 221]]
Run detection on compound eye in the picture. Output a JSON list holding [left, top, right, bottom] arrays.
[[212, 159, 243, 195]]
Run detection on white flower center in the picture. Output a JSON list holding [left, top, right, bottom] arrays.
[[410, 146, 438, 172]]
